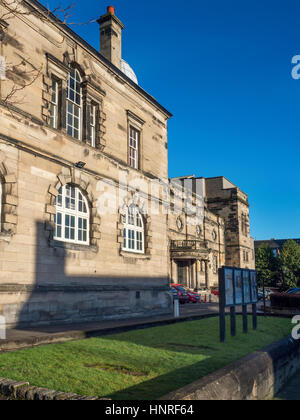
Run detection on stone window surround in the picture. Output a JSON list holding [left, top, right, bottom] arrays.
[[45, 168, 101, 253], [42, 53, 107, 151], [127, 110, 145, 171], [117, 194, 152, 259], [0, 161, 18, 243]]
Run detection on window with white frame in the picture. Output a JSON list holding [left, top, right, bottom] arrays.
[[54, 184, 89, 245], [122, 205, 144, 253], [66, 69, 82, 140], [89, 104, 96, 148], [50, 78, 59, 129], [129, 126, 139, 169]]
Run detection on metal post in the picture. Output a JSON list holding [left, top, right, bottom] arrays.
[[252, 304, 257, 330], [230, 306, 236, 337], [174, 296, 180, 318], [220, 309, 226, 343], [242, 305, 248, 334], [219, 267, 226, 342]]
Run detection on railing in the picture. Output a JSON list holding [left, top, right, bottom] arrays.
[[170, 240, 207, 251]]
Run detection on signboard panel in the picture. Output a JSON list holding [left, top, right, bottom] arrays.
[[219, 266, 258, 342], [224, 268, 234, 306], [234, 270, 243, 305], [250, 271, 258, 303], [242, 270, 251, 304]]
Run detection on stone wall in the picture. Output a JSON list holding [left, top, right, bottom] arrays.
[[161, 335, 300, 400]]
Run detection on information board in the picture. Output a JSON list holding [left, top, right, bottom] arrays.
[[219, 267, 258, 342]]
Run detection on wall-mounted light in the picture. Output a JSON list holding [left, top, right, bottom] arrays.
[[75, 161, 86, 169]]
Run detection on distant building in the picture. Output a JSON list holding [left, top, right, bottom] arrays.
[[254, 239, 300, 257], [169, 176, 255, 290]]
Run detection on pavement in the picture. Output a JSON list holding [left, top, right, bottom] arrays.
[[0, 301, 271, 353], [0, 303, 220, 353]]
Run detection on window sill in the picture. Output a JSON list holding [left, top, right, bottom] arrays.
[[120, 250, 150, 260], [49, 239, 98, 253], [47, 126, 103, 152]]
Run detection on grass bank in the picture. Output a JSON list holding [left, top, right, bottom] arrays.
[[0, 316, 292, 400]]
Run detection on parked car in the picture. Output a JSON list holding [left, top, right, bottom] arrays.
[[171, 284, 200, 303], [211, 288, 219, 297], [258, 290, 265, 301], [171, 287, 189, 305]]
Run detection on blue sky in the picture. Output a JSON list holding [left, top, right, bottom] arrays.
[[42, 0, 300, 240]]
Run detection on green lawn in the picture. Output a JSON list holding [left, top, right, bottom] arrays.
[[0, 316, 292, 400]]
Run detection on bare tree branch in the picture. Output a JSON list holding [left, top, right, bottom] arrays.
[[0, 0, 95, 117]]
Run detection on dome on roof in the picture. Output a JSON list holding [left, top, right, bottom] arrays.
[[121, 60, 138, 85]]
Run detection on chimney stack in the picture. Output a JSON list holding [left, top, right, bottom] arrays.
[[97, 6, 124, 69]]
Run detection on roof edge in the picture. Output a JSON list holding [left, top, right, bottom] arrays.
[[24, 0, 173, 119]]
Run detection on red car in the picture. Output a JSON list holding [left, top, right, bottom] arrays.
[[211, 288, 219, 297], [171, 284, 200, 303]]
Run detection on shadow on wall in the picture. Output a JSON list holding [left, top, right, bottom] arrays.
[[11, 221, 172, 329]]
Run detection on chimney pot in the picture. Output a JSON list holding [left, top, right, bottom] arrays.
[[107, 6, 115, 15]]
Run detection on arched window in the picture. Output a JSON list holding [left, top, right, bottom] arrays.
[[66, 69, 82, 140], [122, 205, 144, 254], [54, 184, 89, 245]]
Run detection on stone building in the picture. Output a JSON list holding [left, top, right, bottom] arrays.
[[0, 1, 255, 327], [168, 176, 255, 290], [0, 1, 173, 327]]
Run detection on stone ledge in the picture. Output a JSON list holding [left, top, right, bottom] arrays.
[[161, 335, 300, 401], [0, 377, 109, 400], [0, 283, 170, 293], [48, 239, 98, 253], [120, 251, 151, 261]]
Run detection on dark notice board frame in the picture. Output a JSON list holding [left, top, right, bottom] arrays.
[[219, 266, 258, 343]]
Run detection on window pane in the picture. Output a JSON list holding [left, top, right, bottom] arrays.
[[55, 185, 89, 245], [69, 90, 75, 102]]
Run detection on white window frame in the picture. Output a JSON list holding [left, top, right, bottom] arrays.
[[122, 205, 145, 254], [89, 104, 96, 148], [54, 184, 89, 245], [66, 69, 82, 140], [129, 126, 139, 169], [50, 78, 58, 129]]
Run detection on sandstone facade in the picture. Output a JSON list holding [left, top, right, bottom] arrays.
[[0, 1, 255, 327], [168, 176, 255, 290]]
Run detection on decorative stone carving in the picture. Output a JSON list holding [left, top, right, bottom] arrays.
[[0, 161, 18, 239]]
